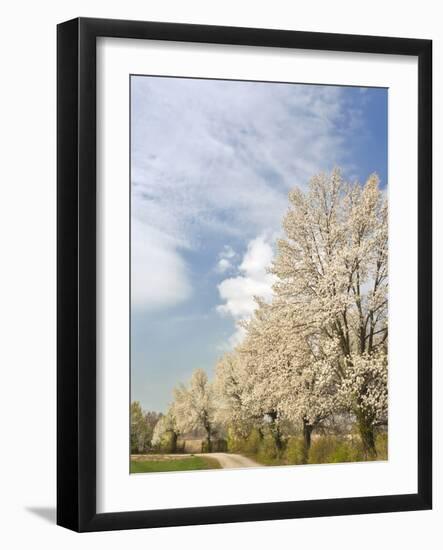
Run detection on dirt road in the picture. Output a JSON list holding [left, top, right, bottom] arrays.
[[199, 452, 261, 469]]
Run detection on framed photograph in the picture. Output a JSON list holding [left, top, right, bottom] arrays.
[[57, 17, 432, 532]]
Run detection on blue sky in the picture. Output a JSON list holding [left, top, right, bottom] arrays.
[[130, 76, 387, 413]]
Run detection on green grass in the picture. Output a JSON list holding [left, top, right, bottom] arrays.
[[130, 456, 222, 473]]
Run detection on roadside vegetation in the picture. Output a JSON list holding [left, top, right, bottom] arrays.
[[227, 428, 388, 466]]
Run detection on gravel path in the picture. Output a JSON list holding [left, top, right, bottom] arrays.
[[198, 452, 261, 469]]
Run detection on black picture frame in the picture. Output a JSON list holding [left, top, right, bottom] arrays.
[[57, 17, 432, 532]]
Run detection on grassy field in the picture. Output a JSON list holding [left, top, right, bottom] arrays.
[[130, 455, 222, 473]]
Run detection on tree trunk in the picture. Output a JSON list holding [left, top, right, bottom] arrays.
[[268, 411, 283, 453], [356, 410, 377, 458], [273, 424, 283, 451], [171, 431, 178, 453], [205, 426, 212, 452], [302, 419, 313, 464]]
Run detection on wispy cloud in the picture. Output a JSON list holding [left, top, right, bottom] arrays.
[[131, 77, 362, 311], [215, 245, 237, 273]]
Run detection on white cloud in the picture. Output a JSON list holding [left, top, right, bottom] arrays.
[[240, 235, 274, 278], [131, 219, 191, 309], [217, 235, 276, 345], [215, 245, 237, 273], [219, 245, 236, 259], [216, 258, 232, 274]]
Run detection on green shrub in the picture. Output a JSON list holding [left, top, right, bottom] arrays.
[[284, 437, 305, 465], [257, 433, 280, 463], [159, 430, 177, 453], [308, 436, 364, 464], [243, 428, 262, 455], [226, 426, 243, 453], [227, 426, 263, 455], [201, 439, 227, 452], [375, 432, 388, 460], [308, 436, 336, 464], [329, 440, 363, 463], [215, 438, 228, 452]]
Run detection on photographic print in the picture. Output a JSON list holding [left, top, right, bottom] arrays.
[[130, 75, 388, 474]]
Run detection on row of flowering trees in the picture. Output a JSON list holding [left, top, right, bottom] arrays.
[[153, 169, 388, 459]]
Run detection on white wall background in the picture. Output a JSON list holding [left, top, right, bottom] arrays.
[[0, 1, 440, 547]]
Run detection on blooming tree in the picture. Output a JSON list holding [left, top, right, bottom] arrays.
[[271, 169, 388, 456], [213, 351, 256, 436], [172, 369, 217, 451], [238, 298, 338, 457], [151, 407, 180, 452]]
